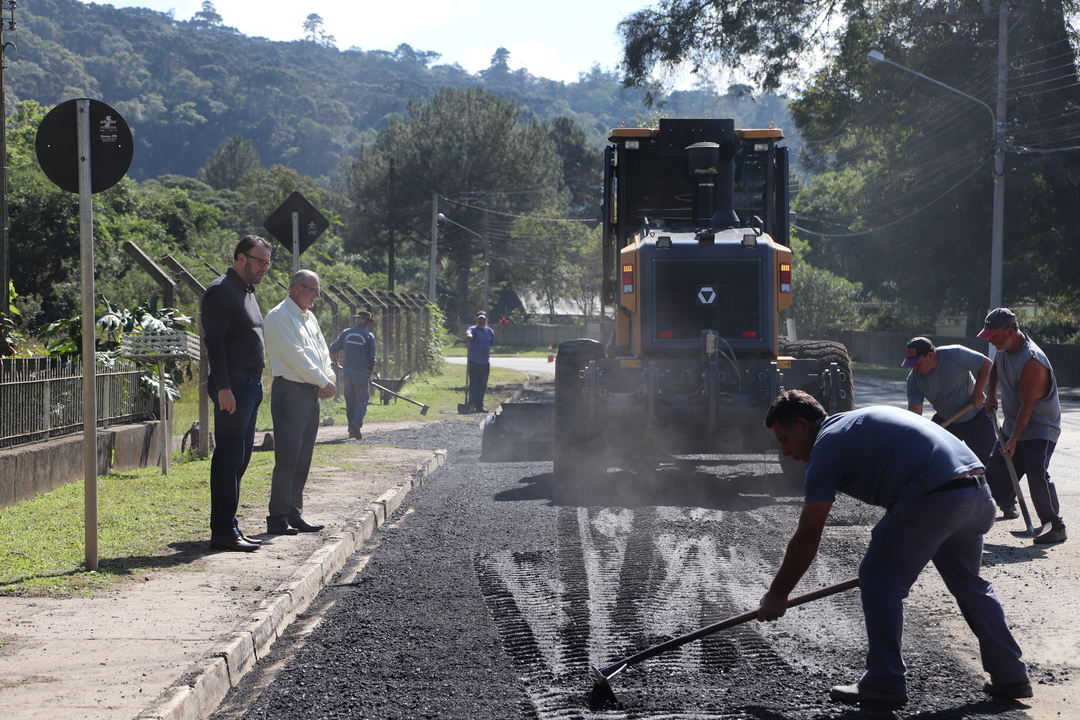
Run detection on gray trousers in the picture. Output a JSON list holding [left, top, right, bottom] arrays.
[[268, 376, 321, 524], [857, 482, 1027, 694]]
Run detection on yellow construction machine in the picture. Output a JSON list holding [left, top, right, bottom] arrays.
[[482, 118, 853, 482]]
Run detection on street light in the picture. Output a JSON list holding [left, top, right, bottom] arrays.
[[437, 212, 490, 312], [867, 50, 1006, 313]]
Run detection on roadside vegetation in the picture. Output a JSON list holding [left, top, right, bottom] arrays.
[[0, 364, 526, 597]]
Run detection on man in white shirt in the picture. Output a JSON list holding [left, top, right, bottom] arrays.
[[263, 270, 336, 535]]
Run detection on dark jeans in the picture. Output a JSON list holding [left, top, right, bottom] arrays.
[[467, 360, 490, 410], [268, 376, 321, 525], [342, 373, 371, 430], [207, 373, 263, 540], [985, 436, 1064, 530]]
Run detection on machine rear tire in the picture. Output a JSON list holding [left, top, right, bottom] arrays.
[[783, 340, 855, 414], [553, 339, 607, 488]]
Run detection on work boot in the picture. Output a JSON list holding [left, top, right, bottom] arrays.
[[984, 679, 1033, 699], [1001, 504, 1020, 520], [1033, 527, 1067, 545], [830, 684, 907, 706]]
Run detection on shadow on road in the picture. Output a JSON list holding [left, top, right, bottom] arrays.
[[495, 456, 805, 510]]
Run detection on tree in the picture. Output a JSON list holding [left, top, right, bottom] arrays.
[[618, 0, 832, 96], [197, 135, 261, 191], [508, 214, 598, 321], [621, 0, 1080, 330], [788, 1, 1080, 331], [342, 88, 568, 323], [302, 13, 336, 48], [192, 1, 223, 27], [546, 117, 602, 216]]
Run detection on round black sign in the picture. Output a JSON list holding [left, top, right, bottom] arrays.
[[35, 99, 133, 194]]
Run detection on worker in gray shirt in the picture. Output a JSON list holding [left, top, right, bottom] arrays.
[[904, 338, 1000, 501], [979, 308, 1066, 545]]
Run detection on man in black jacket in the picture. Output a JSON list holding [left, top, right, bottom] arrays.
[[201, 235, 272, 552]]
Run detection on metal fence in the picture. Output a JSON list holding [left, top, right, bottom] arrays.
[[322, 286, 435, 382], [0, 357, 156, 449]]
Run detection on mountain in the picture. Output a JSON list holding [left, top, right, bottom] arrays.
[[9, 0, 795, 183]]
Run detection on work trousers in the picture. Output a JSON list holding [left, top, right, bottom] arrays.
[[933, 409, 996, 468], [985, 437, 1064, 531], [858, 482, 1027, 694], [342, 373, 371, 431], [467, 359, 490, 410], [267, 377, 321, 525], [207, 373, 263, 540]]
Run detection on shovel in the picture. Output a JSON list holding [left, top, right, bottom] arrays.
[[369, 380, 429, 415], [991, 412, 1051, 539], [937, 402, 974, 428], [590, 578, 859, 707], [457, 384, 472, 415]]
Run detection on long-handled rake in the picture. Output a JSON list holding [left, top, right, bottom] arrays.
[[991, 412, 1051, 539], [589, 578, 859, 708], [369, 380, 429, 415]]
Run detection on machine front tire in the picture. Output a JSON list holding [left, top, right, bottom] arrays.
[[553, 339, 607, 489]]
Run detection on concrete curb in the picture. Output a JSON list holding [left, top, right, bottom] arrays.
[[135, 449, 447, 720]]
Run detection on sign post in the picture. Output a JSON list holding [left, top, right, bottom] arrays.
[[36, 98, 132, 572], [262, 192, 329, 277]]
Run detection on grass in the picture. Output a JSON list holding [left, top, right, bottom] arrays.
[[851, 361, 909, 383], [172, 361, 528, 432], [443, 343, 551, 358], [0, 363, 529, 597]]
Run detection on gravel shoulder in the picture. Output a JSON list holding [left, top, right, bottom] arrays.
[[0, 422, 440, 720]]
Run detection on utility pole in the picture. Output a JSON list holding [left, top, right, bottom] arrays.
[[428, 192, 438, 303], [916, 1, 1023, 313], [482, 204, 490, 312], [388, 156, 396, 291], [0, 1, 16, 319]]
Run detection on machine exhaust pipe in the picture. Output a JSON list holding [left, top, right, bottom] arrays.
[[687, 139, 738, 232]]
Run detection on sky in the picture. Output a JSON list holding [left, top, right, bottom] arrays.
[[81, 0, 645, 84]]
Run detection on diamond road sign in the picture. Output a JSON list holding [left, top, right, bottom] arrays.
[[262, 191, 329, 255]]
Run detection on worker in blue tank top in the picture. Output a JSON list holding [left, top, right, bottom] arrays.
[[759, 390, 1030, 707]]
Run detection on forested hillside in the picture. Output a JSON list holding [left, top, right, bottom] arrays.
[[10, 0, 795, 183]]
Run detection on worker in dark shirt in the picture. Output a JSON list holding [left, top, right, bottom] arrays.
[[201, 235, 272, 552]]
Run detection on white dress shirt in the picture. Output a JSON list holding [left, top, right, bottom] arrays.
[[263, 296, 334, 388]]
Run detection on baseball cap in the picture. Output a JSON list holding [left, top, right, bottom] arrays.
[[977, 308, 1018, 340], [901, 337, 934, 367], [475, 311, 487, 318]]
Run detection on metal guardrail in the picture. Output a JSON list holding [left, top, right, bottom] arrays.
[[0, 357, 155, 449]]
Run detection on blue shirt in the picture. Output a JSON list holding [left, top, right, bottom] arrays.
[[467, 325, 494, 364], [329, 326, 377, 376], [805, 405, 982, 508]]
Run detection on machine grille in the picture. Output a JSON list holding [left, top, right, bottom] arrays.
[[653, 258, 761, 340]]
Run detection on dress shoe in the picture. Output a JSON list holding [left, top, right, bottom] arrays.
[[830, 684, 907, 706], [210, 535, 259, 552], [1033, 527, 1067, 545], [266, 522, 300, 535], [238, 532, 263, 545], [984, 679, 1033, 699], [290, 518, 325, 532], [1001, 504, 1020, 520]]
